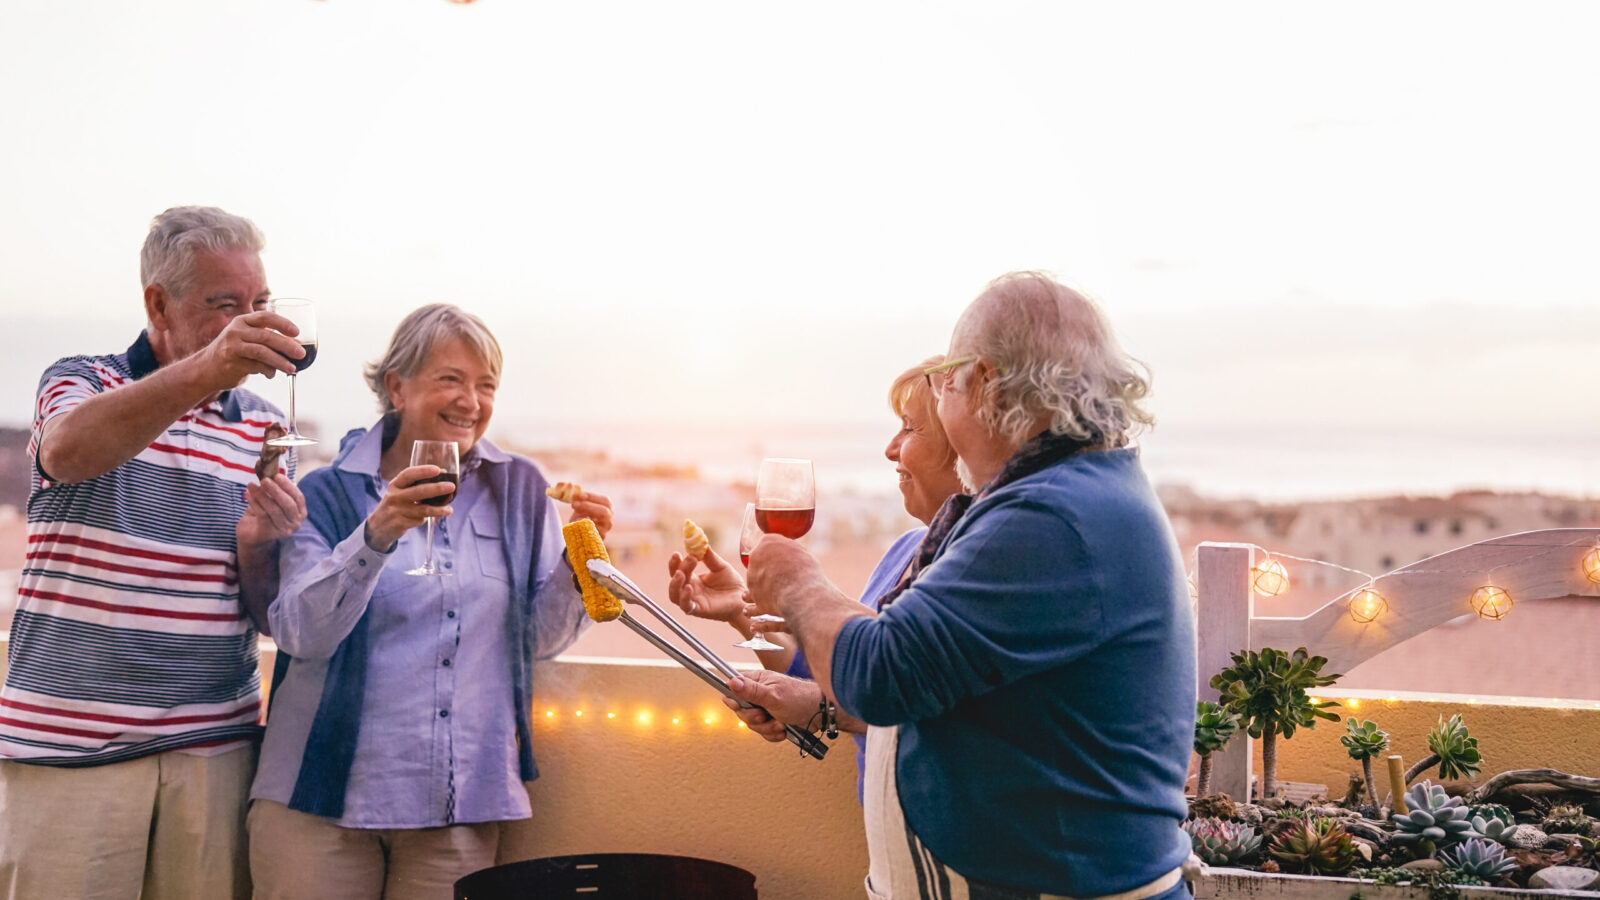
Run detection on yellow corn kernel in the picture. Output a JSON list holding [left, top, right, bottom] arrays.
[[562, 519, 622, 622]]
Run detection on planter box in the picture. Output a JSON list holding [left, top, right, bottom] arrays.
[[1196, 868, 1600, 900]]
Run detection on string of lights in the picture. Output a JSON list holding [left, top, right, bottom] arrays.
[[1189, 535, 1600, 624]]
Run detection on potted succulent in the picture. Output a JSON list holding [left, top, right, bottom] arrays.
[[1209, 646, 1342, 801]]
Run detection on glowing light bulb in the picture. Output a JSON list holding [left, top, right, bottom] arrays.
[[545, 710, 554, 718], [1469, 585, 1513, 620], [1250, 559, 1289, 597], [607, 712, 616, 720], [1346, 698, 1361, 710], [574, 710, 583, 717], [1583, 548, 1600, 585], [672, 717, 681, 725], [1348, 588, 1388, 624]]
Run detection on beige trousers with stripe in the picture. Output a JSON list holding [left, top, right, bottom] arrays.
[[0, 744, 256, 900]]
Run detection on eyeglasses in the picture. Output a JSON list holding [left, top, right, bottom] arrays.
[[923, 355, 979, 398]]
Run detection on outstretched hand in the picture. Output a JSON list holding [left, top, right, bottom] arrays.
[[667, 547, 748, 621], [565, 488, 615, 539]]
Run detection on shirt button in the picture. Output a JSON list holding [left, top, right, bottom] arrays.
[[447, 611, 456, 619], [442, 659, 452, 667], [358, 559, 367, 567], [444, 561, 453, 570], [439, 710, 449, 718]]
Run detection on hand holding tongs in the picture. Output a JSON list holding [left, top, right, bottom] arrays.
[[586, 558, 828, 760]]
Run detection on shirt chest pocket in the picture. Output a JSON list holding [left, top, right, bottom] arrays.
[[471, 517, 513, 585]]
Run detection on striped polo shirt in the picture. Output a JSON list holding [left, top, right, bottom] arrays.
[[0, 332, 289, 766]]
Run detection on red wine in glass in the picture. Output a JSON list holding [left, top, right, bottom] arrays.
[[406, 440, 460, 576], [755, 458, 815, 540], [278, 343, 318, 373], [755, 506, 814, 539], [416, 472, 458, 507]]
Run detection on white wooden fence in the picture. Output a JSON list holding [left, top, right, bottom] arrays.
[[1195, 528, 1600, 801]]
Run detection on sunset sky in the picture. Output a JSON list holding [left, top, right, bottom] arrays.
[[2, 1, 1597, 498]]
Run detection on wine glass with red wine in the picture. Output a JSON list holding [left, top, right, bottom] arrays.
[[733, 502, 783, 651], [737, 458, 817, 649], [405, 440, 460, 577], [755, 458, 815, 538], [266, 297, 319, 448]]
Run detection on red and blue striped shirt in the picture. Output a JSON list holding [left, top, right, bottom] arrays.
[[1, 332, 287, 766]]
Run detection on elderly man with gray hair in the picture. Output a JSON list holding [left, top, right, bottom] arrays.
[[743, 271, 1197, 900], [0, 206, 307, 899]]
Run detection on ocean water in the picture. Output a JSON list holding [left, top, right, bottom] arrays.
[[494, 417, 1600, 502]]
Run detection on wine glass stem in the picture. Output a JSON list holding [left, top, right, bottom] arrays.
[[287, 374, 298, 435], [423, 518, 437, 570]]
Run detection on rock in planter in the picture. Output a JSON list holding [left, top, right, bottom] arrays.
[[1544, 833, 1584, 852], [1190, 793, 1237, 821], [1504, 824, 1549, 851], [1342, 818, 1390, 847], [1399, 859, 1445, 873], [1528, 866, 1600, 891], [1234, 803, 1265, 826]]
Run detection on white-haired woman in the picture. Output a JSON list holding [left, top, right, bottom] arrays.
[[742, 271, 1197, 899], [247, 304, 613, 900]]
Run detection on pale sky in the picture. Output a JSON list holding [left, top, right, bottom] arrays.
[[2, 1, 1597, 497]]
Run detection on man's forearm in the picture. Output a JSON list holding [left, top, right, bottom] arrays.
[[777, 584, 872, 705], [40, 357, 216, 483], [237, 541, 279, 636]]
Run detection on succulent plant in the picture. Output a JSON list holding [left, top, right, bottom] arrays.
[[1468, 812, 1516, 845], [1270, 817, 1360, 875], [1341, 718, 1390, 807], [1439, 838, 1517, 880], [1183, 817, 1263, 866], [1468, 803, 1513, 825], [1404, 714, 1483, 784], [1391, 781, 1482, 857], [1193, 700, 1242, 797], [1210, 647, 1341, 800], [1542, 804, 1596, 837]]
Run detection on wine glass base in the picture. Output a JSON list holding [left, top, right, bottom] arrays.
[[734, 637, 784, 651], [405, 564, 452, 577], [267, 434, 318, 447]]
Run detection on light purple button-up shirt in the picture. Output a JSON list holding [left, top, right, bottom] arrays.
[[250, 427, 586, 828]]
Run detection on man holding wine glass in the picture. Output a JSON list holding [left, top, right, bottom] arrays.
[[0, 206, 307, 900], [249, 303, 614, 900], [739, 272, 1198, 900]]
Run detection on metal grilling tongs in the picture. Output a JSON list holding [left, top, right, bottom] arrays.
[[585, 558, 828, 760]]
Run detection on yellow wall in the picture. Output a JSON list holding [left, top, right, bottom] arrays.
[[7, 639, 1599, 898], [1258, 694, 1600, 798]]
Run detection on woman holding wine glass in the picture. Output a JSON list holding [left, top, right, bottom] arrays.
[[666, 355, 963, 789], [248, 303, 613, 900]]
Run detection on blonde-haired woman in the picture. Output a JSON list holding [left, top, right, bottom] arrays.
[[665, 356, 964, 789]]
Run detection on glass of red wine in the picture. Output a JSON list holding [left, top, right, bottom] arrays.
[[266, 297, 319, 448], [738, 458, 816, 649], [405, 440, 460, 577], [755, 458, 816, 539], [733, 503, 783, 651]]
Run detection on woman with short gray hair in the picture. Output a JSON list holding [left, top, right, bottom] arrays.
[[248, 303, 614, 900]]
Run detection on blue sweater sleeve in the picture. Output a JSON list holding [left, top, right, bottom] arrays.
[[830, 497, 1103, 725]]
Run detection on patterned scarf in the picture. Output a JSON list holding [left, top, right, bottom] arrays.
[[876, 429, 1099, 611]]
